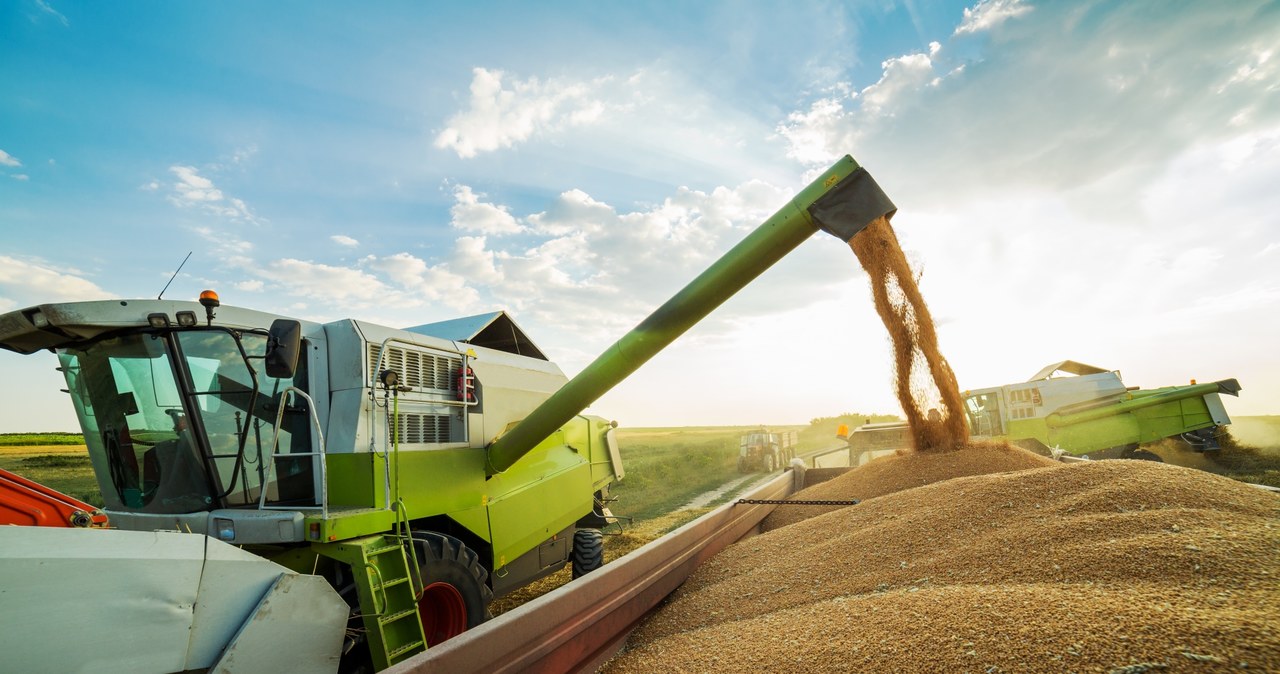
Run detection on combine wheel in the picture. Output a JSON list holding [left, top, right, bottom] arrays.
[[411, 531, 493, 647], [765, 454, 776, 472], [571, 528, 605, 578], [737, 457, 747, 473]]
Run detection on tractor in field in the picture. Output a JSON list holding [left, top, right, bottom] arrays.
[[0, 155, 896, 672], [737, 428, 797, 472]]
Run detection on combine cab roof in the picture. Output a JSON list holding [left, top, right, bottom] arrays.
[[405, 311, 548, 361], [1028, 360, 1112, 382]]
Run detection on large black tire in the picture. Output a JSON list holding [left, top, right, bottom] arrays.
[[737, 456, 747, 473], [412, 531, 494, 647], [571, 528, 604, 578]]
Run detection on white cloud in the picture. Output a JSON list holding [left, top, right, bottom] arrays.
[[779, 2, 1280, 207], [192, 225, 253, 256], [367, 253, 479, 308], [9, 174, 29, 181], [168, 165, 261, 224], [954, 0, 1032, 36], [434, 68, 611, 158], [231, 145, 258, 165], [449, 185, 523, 234], [225, 250, 482, 317], [33, 0, 69, 26], [331, 234, 359, 247], [434, 178, 807, 340], [858, 52, 938, 116], [450, 236, 503, 286], [0, 150, 21, 167], [234, 279, 264, 292], [0, 256, 107, 308]]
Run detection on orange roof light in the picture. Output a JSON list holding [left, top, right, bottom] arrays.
[[198, 289, 220, 326]]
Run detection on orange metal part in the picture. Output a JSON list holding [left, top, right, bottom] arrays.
[[0, 468, 108, 528]]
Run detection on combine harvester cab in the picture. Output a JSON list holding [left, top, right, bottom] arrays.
[[0, 154, 897, 672], [965, 360, 1241, 459]]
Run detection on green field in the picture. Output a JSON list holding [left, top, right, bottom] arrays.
[[610, 427, 756, 521], [0, 432, 84, 446], [0, 453, 101, 507]]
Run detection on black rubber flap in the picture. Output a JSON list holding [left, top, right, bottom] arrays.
[[808, 167, 897, 242]]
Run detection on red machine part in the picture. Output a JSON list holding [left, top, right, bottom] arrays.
[[0, 468, 108, 528]]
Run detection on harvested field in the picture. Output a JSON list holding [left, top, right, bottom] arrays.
[[763, 441, 1056, 531], [604, 457, 1280, 673]]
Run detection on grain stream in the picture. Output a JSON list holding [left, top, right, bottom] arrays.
[[850, 215, 967, 451]]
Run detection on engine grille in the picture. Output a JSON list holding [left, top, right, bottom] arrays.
[[368, 342, 466, 445], [393, 413, 453, 444], [368, 343, 460, 393]]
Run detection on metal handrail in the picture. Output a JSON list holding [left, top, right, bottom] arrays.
[[257, 387, 329, 519]]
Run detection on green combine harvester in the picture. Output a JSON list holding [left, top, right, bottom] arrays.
[[0, 155, 896, 672], [848, 360, 1241, 463]]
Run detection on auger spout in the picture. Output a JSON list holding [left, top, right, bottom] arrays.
[[485, 155, 896, 475]]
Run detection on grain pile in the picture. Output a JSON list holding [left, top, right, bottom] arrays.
[[763, 441, 1057, 531], [849, 215, 967, 451], [604, 460, 1280, 673]]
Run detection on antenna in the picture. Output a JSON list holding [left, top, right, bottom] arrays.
[[157, 251, 193, 300]]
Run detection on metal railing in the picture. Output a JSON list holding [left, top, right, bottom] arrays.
[[257, 387, 329, 519]]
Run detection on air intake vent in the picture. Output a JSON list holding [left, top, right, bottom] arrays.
[[392, 413, 452, 444], [368, 344, 460, 394]]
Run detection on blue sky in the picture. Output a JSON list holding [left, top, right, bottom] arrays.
[[2, 0, 1278, 432]]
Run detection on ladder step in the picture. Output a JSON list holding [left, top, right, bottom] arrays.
[[387, 640, 426, 660], [368, 544, 403, 556], [373, 576, 412, 591], [378, 607, 420, 626]]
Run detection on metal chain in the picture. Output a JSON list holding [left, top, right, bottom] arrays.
[[736, 498, 860, 506]]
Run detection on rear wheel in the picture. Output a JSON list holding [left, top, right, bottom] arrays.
[[765, 453, 776, 472], [571, 528, 604, 578], [411, 532, 493, 647]]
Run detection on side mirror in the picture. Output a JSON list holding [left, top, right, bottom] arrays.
[[265, 319, 302, 379]]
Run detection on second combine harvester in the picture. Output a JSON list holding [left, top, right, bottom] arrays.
[[0, 156, 896, 671]]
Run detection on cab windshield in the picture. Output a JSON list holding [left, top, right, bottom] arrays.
[[58, 329, 312, 514]]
